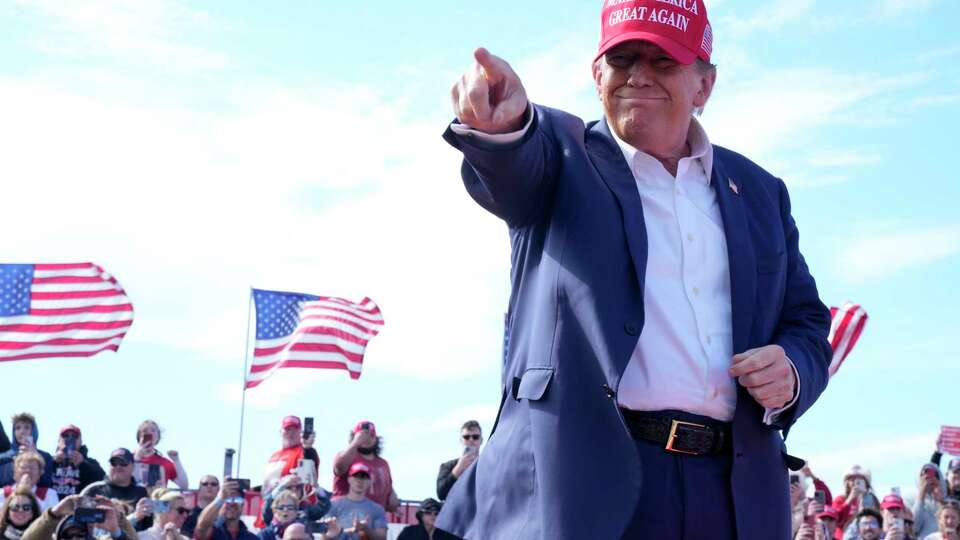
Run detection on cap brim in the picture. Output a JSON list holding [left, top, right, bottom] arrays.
[[596, 31, 697, 65]]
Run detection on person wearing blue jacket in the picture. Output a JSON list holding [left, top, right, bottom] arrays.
[[0, 414, 54, 488]]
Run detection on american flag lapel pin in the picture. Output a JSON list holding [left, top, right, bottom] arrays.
[[728, 178, 739, 195]]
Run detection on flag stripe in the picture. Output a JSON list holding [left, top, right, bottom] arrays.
[[30, 290, 124, 300], [253, 323, 374, 349], [0, 337, 125, 357], [31, 296, 132, 309], [30, 304, 134, 316], [0, 334, 127, 350], [0, 320, 132, 333], [0, 328, 132, 341], [31, 282, 118, 293], [33, 263, 93, 271], [0, 344, 120, 362], [827, 302, 868, 378], [2, 309, 133, 326], [251, 344, 365, 366], [254, 335, 368, 357], [32, 276, 107, 284]]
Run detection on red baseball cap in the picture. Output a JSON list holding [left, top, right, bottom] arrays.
[[348, 462, 372, 477], [597, 0, 712, 65], [281, 416, 301, 430], [817, 507, 839, 521], [59, 425, 81, 437], [881, 494, 905, 510], [353, 420, 377, 439]]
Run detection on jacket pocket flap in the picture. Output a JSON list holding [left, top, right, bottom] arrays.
[[514, 367, 555, 401]]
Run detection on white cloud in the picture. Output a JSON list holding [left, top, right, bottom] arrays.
[[835, 225, 960, 283]]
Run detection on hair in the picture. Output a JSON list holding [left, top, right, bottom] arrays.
[[151, 488, 184, 506], [857, 508, 883, 528], [938, 499, 960, 523], [136, 420, 162, 444], [460, 420, 481, 433], [11, 413, 36, 431], [14, 452, 45, 474], [0, 486, 42, 531], [272, 490, 300, 509]]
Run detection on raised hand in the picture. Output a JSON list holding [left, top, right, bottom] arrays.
[[451, 48, 529, 134]]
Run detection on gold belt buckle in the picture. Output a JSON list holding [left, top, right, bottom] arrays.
[[665, 419, 706, 455]]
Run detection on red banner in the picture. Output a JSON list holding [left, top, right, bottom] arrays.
[[940, 426, 960, 455]]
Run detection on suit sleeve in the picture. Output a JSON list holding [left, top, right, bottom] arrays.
[[768, 178, 832, 431], [442, 105, 558, 228], [437, 460, 456, 501]]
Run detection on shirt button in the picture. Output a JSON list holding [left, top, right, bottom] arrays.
[[692, 287, 700, 296], [706, 336, 712, 344], [624, 323, 639, 336], [687, 233, 695, 242]]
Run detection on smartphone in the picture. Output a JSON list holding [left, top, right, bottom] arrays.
[[303, 417, 314, 439], [893, 518, 904, 531], [147, 464, 161, 487], [463, 445, 474, 455], [74, 508, 106, 524], [790, 475, 801, 486], [152, 500, 170, 513], [223, 448, 235, 479], [862, 492, 877, 509], [854, 478, 866, 491], [814, 490, 826, 505], [235, 478, 251, 494], [819, 522, 830, 539], [63, 435, 77, 454], [361, 422, 372, 431]]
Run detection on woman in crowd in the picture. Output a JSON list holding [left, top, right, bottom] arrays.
[[138, 489, 191, 540], [915, 464, 949, 539], [922, 500, 960, 540], [133, 421, 188, 490], [0, 454, 58, 511], [257, 490, 301, 540], [0, 487, 41, 540]]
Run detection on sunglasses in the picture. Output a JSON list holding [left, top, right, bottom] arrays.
[[351, 473, 371, 479], [10, 504, 33, 512], [274, 504, 297, 512], [199, 482, 219, 487], [461, 434, 481, 441], [109, 459, 131, 467], [943, 499, 960, 509], [62, 533, 87, 540], [174, 508, 190, 515]]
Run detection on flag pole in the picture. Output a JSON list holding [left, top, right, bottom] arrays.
[[237, 289, 253, 478]]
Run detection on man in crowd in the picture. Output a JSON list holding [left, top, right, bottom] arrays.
[[881, 493, 913, 540], [193, 478, 257, 540], [397, 499, 459, 540], [0, 452, 59, 510], [852, 509, 884, 540], [279, 523, 310, 540], [0, 414, 54, 488], [320, 463, 387, 540], [440, 0, 831, 538], [259, 474, 329, 528], [23, 494, 137, 540], [181, 475, 219, 537], [332, 422, 397, 512], [137, 489, 191, 540], [263, 416, 320, 496], [435, 422, 482, 501], [50, 425, 105, 498], [82, 449, 148, 514], [915, 464, 947, 538]]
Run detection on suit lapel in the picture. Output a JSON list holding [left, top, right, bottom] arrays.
[[710, 154, 756, 354], [585, 119, 648, 293]]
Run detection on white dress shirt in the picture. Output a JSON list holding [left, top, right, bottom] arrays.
[[452, 110, 796, 424]]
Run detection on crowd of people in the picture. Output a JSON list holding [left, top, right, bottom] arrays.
[[4, 411, 957, 540], [0, 413, 476, 540]]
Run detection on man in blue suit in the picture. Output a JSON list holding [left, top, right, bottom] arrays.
[[437, 0, 831, 538]]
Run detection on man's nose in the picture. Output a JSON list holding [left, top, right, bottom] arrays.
[[625, 60, 653, 86]]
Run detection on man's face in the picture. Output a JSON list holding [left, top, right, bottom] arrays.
[[281, 426, 301, 448], [460, 428, 482, 449], [14, 422, 33, 446], [858, 516, 881, 540], [272, 500, 298, 525], [108, 457, 134, 484], [164, 500, 189, 528], [421, 511, 438, 528], [348, 473, 371, 495], [14, 460, 41, 486], [592, 41, 714, 151], [198, 476, 219, 499], [941, 508, 960, 531], [222, 501, 242, 521], [949, 469, 960, 490]]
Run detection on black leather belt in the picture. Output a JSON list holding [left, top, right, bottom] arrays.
[[620, 409, 731, 456]]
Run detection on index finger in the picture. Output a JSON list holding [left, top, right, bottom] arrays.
[[474, 48, 508, 82], [728, 350, 775, 377]]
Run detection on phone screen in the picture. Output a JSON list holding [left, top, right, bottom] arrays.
[[814, 490, 826, 505], [303, 417, 314, 436], [223, 449, 235, 479], [147, 464, 161, 487]]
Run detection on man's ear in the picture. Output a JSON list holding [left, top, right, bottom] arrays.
[[694, 67, 717, 109], [592, 59, 604, 98]]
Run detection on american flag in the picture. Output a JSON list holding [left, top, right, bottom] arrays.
[[0, 263, 133, 362], [246, 288, 384, 388], [827, 301, 868, 377]]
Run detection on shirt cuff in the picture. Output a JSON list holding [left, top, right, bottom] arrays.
[[762, 356, 800, 425], [448, 105, 534, 144]]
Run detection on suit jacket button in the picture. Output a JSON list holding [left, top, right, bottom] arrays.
[[624, 323, 639, 336], [601, 384, 616, 398]]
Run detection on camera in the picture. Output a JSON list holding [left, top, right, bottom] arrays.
[[74, 508, 106, 525], [152, 500, 171, 513]]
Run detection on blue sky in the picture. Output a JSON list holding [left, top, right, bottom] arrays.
[[1, 0, 958, 504]]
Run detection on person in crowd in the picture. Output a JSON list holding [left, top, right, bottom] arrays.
[[133, 421, 187, 490], [82, 449, 148, 515], [880, 493, 913, 540], [21, 494, 136, 540], [436, 422, 481, 502], [0, 422, 10, 455], [50, 426, 104, 499], [0, 454, 58, 511], [931, 436, 960, 500], [262, 417, 320, 496], [319, 463, 386, 540], [256, 490, 301, 540], [193, 478, 257, 540], [0, 486, 42, 540], [331, 422, 397, 512], [180, 475, 218, 538], [833, 465, 875, 538], [915, 464, 947, 539], [796, 506, 840, 540], [279, 523, 309, 540], [922, 500, 960, 540], [137, 489, 189, 540], [259, 475, 328, 528], [851, 509, 884, 540], [0, 415, 54, 488], [397, 499, 458, 540]]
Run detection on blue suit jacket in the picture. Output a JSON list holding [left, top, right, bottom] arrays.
[[436, 106, 832, 540]]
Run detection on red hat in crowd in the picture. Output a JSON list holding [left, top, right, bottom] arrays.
[[817, 507, 839, 521], [281, 416, 301, 430], [348, 462, 372, 477], [596, 0, 713, 64], [881, 494, 905, 510], [59, 425, 81, 437], [353, 420, 377, 439]]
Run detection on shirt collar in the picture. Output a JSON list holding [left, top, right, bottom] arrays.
[[608, 116, 714, 185]]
